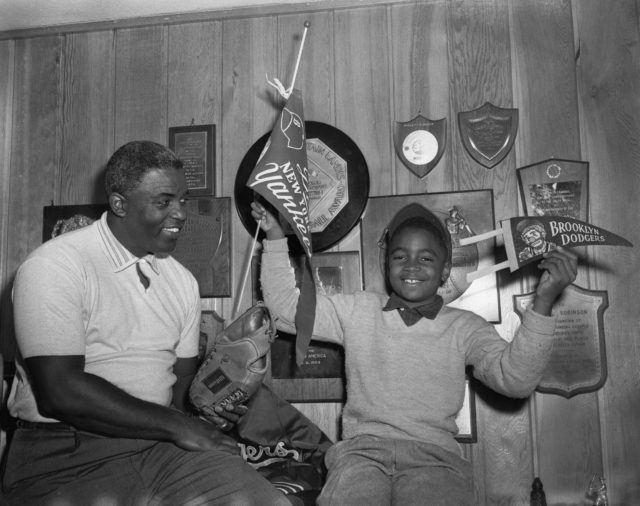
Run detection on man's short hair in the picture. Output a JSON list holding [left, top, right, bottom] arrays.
[[104, 140, 183, 196], [386, 203, 452, 263]]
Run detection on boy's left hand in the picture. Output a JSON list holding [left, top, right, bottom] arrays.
[[532, 246, 578, 316]]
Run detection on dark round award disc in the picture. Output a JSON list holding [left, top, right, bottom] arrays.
[[234, 121, 370, 253]]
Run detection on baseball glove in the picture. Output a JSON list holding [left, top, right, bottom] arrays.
[[189, 303, 276, 419]]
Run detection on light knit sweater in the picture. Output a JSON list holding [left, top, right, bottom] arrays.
[[261, 238, 557, 455]]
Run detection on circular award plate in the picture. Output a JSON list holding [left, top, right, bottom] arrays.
[[235, 121, 370, 253]]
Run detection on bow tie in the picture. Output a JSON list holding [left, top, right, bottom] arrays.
[[382, 294, 443, 326]]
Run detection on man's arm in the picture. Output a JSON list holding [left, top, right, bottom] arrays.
[[25, 355, 237, 452]]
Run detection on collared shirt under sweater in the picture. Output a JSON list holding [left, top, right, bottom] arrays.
[[260, 238, 557, 456]]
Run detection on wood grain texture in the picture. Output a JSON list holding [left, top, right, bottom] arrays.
[[167, 21, 222, 192], [277, 12, 334, 124], [390, 1, 452, 194], [1, 36, 62, 356], [1, 1, 640, 502], [574, 1, 640, 503], [60, 31, 115, 205], [114, 26, 167, 146], [511, 1, 602, 502], [0, 40, 15, 357], [220, 16, 278, 319], [447, 1, 533, 504], [334, 6, 393, 197], [448, 0, 516, 216]]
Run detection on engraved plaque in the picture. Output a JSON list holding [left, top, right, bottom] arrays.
[[458, 102, 518, 169], [514, 284, 608, 398], [517, 158, 589, 221], [236, 121, 369, 253], [393, 115, 446, 178], [168, 124, 215, 197], [306, 138, 349, 233]]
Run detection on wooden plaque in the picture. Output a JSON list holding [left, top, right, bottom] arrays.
[[517, 158, 589, 221], [168, 124, 216, 197], [514, 284, 608, 398], [458, 101, 518, 169], [235, 121, 370, 253], [393, 115, 446, 178]]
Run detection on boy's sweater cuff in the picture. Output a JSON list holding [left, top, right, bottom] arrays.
[[523, 306, 556, 337], [263, 238, 290, 253]]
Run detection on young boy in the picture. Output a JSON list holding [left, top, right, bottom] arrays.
[[250, 201, 578, 506]]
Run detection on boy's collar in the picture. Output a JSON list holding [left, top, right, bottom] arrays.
[[383, 293, 444, 326]]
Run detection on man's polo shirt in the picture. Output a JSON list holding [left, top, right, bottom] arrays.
[[9, 212, 200, 422]]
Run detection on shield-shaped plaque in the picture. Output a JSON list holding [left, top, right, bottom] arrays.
[[458, 102, 518, 169], [393, 115, 446, 178], [513, 284, 608, 398]]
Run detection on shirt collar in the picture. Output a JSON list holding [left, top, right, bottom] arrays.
[[96, 212, 159, 274], [383, 293, 444, 326]]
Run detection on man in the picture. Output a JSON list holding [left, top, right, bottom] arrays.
[[3, 141, 291, 505]]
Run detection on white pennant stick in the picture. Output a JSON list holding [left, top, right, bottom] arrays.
[[459, 225, 511, 282]]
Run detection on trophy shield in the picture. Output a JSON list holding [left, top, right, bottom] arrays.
[[393, 115, 446, 178], [514, 284, 608, 398], [458, 102, 518, 169]]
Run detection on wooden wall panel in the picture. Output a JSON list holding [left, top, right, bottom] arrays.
[[447, 1, 532, 504], [511, 1, 602, 503], [220, 17, 278, 319], [277, 12, 333, 124], [167, 22, 222, 138], [114, 26, 168, 146], [574, 1, 640, 503], [1, 37, 62, 358], [60, 31, 115, 205], [167, 21, 224, 317], [334, 6, 393, 197], [1, 1, 640, 503], [390, 1, 452, 194], [0, 40, 15, 357]]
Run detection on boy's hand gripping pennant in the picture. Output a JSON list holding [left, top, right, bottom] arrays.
[[246, 89, 316, 366], [460, 215, 633, 282]]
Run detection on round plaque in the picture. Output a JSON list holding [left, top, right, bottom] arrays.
[[235, 121, 370, 253], [401, 130, 439, 166]]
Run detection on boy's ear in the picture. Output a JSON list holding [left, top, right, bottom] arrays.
[[440, 261, 452, 286], [109, 192, 128, 218]]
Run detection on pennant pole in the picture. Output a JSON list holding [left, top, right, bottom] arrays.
[[288, 21, 310, 93]]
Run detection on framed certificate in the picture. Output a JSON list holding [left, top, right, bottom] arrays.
[[169, 124, 216, 197], [516, 158, 589, 221]]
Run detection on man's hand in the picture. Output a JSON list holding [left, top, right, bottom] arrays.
[[197, 402, 249, 432], [250, 201, 284, 240], [532, 246, 578, 316], [173, 414, 240, 453]]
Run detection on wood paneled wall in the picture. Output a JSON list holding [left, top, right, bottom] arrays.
[[1, 0, 639, 504]]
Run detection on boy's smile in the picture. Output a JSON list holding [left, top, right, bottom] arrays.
[[387, 226, 451, 308]]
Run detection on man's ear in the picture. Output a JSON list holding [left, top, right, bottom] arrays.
[[109, 193, 127, 218], [440, 261, 452, 286]]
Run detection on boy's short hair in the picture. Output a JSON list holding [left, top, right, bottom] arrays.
[[104, 140, 183, 197], [387, 203, 452, 263]]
